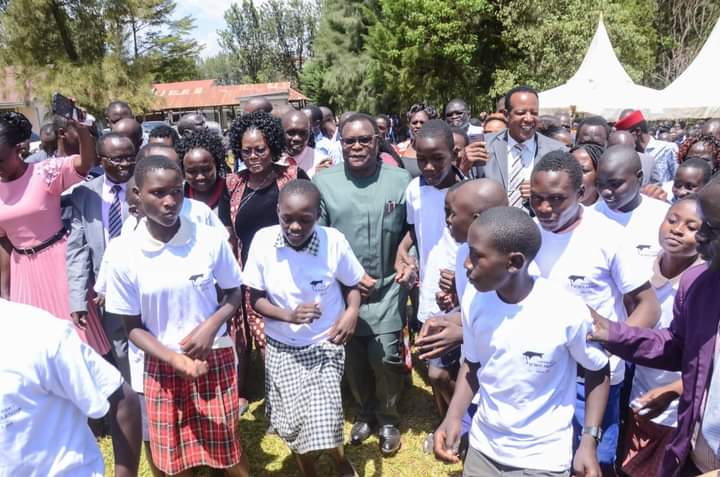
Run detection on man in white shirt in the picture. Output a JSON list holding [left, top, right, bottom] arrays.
[[434, 207, 610, 476], [66, 132, 136, 380], [529, 150, 661, 472], [0, 299, 141, 477], [594, 145, 671, 274]]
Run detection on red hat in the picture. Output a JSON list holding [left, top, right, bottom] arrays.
[[614, 110, 645, 130]]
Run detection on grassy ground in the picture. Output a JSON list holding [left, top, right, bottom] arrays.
[[100, 351, 464, 477]]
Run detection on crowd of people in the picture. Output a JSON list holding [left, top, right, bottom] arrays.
[[1, 86, 720, 477]]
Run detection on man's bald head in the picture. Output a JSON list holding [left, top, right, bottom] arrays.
[[111, 118, 143, 151], [596, 145, 644, 212], [455, 179, 508, 212], [701, 119, 720, 141], [137, 143, 179, 165], [244, 97, 273, 114], [177, 113, 206, 136], [272, 103, 295, 119], [608, 130, 636, 148]]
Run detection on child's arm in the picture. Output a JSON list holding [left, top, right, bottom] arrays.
[[394, 230, 418, 286], [624, 282, 661, 329], [249, 288, 321, 324], [328, 285, 361, 345], [115, 313, 208, 381], [574, 363, 610, 476], [433, 359, 480, 463], [180, 286, 243, 360], [0, 237, 10, 299]]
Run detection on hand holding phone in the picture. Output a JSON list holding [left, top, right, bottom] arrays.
[[52, 92, 85, 122]]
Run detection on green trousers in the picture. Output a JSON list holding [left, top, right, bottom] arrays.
[[345, 331, 406, 427]]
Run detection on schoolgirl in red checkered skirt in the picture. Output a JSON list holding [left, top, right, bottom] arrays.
[[104, 156, 249, 477]]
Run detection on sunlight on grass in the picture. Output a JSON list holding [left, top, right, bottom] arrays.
[[100, 354, 464, 476]]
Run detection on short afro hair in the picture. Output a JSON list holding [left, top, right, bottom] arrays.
[[569, 143, 605, 171], [148, 124, 180, 147], [678, 157, 713, 184], [415, 119, 454, 151], [504, 86, 538, 113], [133, 155, 182, 188], [576, 115, 610, 142], [340, 113, 379, 137], [406, 103, 438, 122], [473, 206, 541, 261], [175, 128, 228, 177], [450, 126, 469, 147], [532, 150, 584, 191], [278, 178, 321, 209], [228, 111, 285, 162]]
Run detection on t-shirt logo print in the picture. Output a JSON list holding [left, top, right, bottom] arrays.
[[522, 350, 556, 373], [523, 351, 543, 363], [635, 244, 658, 257], [567, 275, 591, 290], [189, 274, 204, 284]]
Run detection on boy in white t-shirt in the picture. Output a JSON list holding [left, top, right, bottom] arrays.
[[529, 150, 661, 472], [434, 207, 610, 477], [244, 179, 364, 477], [594, 145, 670, 274], [0, 299, 140, 477], [398, 119, 464, 420]]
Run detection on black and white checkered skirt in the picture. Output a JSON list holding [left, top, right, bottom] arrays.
[[265, 336, 345, 454]]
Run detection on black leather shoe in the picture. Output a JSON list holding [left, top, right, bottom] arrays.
[[378, 424, 401, 455], [350, 421, 374, 445]]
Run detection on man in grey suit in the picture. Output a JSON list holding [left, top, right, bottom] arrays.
[[466, 86, 566, 209], [66, 132, 136, 380]]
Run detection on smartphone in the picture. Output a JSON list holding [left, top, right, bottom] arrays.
[[52, 92, 82, 121], [468, 133, 485, 144]]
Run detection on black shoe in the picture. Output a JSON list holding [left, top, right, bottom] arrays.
[[350, 421, 374, 445], [378, 424, 401, 455]]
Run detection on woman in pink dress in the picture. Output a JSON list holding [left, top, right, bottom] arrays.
[[0, 112, 109, 354]]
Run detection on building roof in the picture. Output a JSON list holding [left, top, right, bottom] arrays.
[[152, 80, 308, 110]]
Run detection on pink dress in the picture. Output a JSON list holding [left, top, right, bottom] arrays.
[[0, 157, 110, 354]]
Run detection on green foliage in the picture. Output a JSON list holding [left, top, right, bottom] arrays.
[[0, 0, 199, 116], [215, 0, 319, 85], [299, 0, 380, 112], [366, 0, 502, 114], [196, 53, 245, 86]]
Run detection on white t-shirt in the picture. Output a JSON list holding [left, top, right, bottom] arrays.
[[593, 196, 669, 276], [243, 225, 365, 346], [533, 207, 649, 385], [462, 277, 608, 472], [105, 217, 243, 351], [120, 197, 227, 238], [418, 228, 459, 322], [405, 177, 448, 279], [629, 258, 689, 427], [287, 146, 327, 178], [0, 300, 123, 477]]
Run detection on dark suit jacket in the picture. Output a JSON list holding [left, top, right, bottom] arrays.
[[66, 175, 128, 313], [470, 130, 567, 188]]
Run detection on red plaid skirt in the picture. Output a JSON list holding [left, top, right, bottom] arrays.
[[620, 411, 675, 477], [144, 348, 242, 474]]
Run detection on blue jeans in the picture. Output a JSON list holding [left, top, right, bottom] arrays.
[[572, 382, 622, 467]]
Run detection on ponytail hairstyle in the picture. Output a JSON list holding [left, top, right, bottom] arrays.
[[0, 112, 32, 146]]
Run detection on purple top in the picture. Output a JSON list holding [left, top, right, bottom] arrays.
[[604, 263, 720, 477]]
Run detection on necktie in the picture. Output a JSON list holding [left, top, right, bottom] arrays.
[[108, 184, 123, 240], [701, 337, 720, 457], [508, 143, 525, 208]]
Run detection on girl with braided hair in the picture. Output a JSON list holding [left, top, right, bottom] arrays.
[[570, 142, 605, 207]]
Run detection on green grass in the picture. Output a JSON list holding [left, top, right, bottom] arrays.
[[100, 352, 464, 476]]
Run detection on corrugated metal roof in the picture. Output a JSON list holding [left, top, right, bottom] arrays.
[[152, 80, 308, 110]]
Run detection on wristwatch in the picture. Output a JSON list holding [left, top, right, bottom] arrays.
[[582, 426, 603, 443]]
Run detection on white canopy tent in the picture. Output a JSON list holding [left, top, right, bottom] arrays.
[[539, 19, 662, 120], [652, 17, 720, 119]]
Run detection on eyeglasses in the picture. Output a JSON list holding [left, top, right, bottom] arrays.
[[102, 155, 136, 165], [341, 135, 377, 148], [240, 146, 269, 158]]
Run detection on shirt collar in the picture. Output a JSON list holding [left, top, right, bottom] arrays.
[[649, 252, 704, 289], [139, 216, 194, 253], [274, 229, 320, 256], [507, 132, 537, 151], [102, 175, 127, 194]]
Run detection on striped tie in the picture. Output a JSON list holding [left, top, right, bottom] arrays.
[[108, 184, 123, 240], [508, 143, 525, 208]]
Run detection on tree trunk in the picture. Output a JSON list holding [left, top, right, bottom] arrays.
[[48, 0, 79, 62]]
